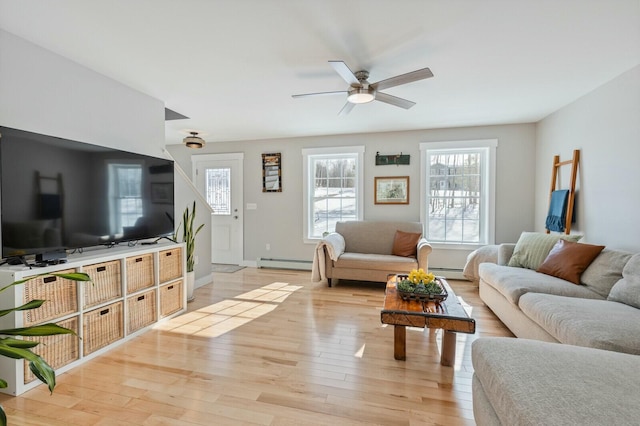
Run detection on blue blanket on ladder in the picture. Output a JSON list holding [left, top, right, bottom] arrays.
[[546, 189, 569, 232]]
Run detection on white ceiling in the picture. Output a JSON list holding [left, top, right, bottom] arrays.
[[1, 0, 639, 145]]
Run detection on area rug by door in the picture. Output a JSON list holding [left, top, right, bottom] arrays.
[[212, 264, 246, 273]]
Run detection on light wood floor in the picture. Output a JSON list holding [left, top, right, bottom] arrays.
[[0, 268, 513, 425]]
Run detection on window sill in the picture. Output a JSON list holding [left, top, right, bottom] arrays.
[[428, 243, 489, 251]]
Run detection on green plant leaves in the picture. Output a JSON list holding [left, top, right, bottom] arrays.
[[0, 341, 40, 361], [0, 272, 89, 424], [182, 201, 204, 272], [0, 272, 90, 294], [1, 323, 77, 337], [0, 338, 38, 349], [0, 299, 45, 318], [28, 357, 56, 394]]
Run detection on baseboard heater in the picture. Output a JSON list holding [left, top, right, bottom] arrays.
[[430, 267, 466, 280], [257, 258, 313, 271]]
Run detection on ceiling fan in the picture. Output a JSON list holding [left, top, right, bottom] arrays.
[[292, 60, 433, 116]]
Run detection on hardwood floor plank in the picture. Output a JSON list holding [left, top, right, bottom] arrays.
[[3, 269, 513, 425]]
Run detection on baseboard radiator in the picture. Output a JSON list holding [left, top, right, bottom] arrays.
[[255, 259, 465, 278], [429, 267, 466, 280], [257, 258, 313, 271]]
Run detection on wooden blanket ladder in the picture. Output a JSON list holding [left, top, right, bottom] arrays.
[[546, 149, 580, 234]]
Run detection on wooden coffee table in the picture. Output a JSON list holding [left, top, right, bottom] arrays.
[[380, 275, 476, 366]]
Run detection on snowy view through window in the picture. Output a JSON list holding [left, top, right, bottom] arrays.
[[428, 151, 481, 243], [311, 156, 357, 238]]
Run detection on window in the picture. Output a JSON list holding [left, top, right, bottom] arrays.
[[205, 167, 231, 215], [108, 163, 143, 234], [420, 140, 497, 246], [302, 146, 364, 241]]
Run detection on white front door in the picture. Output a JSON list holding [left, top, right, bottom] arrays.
[[193, 153, 244, 265]]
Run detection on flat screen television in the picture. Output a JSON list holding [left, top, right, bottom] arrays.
[[0, 126, 175, 260]]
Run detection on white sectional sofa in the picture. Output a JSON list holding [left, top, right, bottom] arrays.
[[472, 338, 640, 426], [472, 232, 640, 425]]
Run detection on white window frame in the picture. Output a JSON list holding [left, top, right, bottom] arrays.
[[107, 161, 144, 235], [302, 146, 365, 243], [420, 139, 497, 249]]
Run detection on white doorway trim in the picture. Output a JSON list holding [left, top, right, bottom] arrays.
[[192, 153, 244, 265]]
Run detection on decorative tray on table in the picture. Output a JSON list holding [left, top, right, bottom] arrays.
[[395, 275, 448, 303]]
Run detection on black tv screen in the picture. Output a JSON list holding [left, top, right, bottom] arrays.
[[0, 126, 175, 259]]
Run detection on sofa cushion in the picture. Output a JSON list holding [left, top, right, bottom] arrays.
[[580, 249, 633, 298], [472, 338, 640, 426], [608, 253, 640, 309], [333, 252, 417, 272], [479, 263, 603, 305], [536, 240, 605, 284], [507, 231, 582, 270], [519, 292, 640, 355], [391, 230, 421, 257], [335, 221, 422, 255]]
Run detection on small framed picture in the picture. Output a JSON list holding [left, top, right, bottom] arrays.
[[262, 152, 282, 192], [150, 182, 174, 204], [374, 176, 409, 204]]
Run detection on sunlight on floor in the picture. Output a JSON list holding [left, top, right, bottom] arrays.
[[154, 281, 303, 337]]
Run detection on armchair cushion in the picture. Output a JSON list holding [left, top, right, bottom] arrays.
[[391, 230, 422, 257]]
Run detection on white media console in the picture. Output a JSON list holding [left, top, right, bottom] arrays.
[[0, 242, 186, 396]]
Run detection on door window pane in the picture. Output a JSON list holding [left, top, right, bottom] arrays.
[[206, 168, 231, 215]]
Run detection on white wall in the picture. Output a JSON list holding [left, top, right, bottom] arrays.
[[0, 30, 165, 157], [536, 65, 640, 252], [0, 31, 210, 280], [168, 123, 536, 270]]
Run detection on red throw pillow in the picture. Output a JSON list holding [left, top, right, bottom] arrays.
[[537, 239, 605, 284], [392, 230, 422, 257]]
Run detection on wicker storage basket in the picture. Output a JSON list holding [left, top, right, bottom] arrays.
[[127, 289, 157, 334], [83, 260, 122, 308], [22, 269, 78, 327], [23, 315, 80, 383], [126, 253, 154, 293], [159, 248, 182, 283], [83, 301, 124, 356], [160, 280, 183, 317]]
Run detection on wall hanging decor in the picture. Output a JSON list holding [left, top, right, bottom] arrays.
[[374, 176, 409, 204], [375, 151, 410, 166], [262, 152, 282, 192]]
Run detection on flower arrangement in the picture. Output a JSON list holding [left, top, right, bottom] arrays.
[[396, 268, 446, 301]]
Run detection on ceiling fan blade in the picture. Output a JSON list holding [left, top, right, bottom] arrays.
[[292, 91, 347, 99], [329, 60, 360, 86], [371, 67, 433, 91], [375, 92, 416, 109], [338, 102, 356, 116]]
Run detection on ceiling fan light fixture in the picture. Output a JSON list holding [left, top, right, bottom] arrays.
[[183, 131, 205, 149], [347, 87, 375, 104]]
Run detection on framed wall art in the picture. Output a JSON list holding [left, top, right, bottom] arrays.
[[262, 152, 282, 192], [150, 182, 174, 204], [374, 176, 409, 204]]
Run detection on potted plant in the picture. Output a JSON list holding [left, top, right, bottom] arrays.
[[176, 201, 204, 301], [0, 271, 91, 426]]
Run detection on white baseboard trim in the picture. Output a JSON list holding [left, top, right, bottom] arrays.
[[256, 258, 312, 271], [430, 268, 467, 281], [195, 273, 213, 289]]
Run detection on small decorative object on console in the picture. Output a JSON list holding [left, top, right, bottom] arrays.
[[396, 269, 447, 302]]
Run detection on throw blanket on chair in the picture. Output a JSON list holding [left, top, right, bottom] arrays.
[[311, 233, 345, 282], [546, 189, 569, 232]]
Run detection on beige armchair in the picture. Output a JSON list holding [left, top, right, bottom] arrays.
[[314, 221, 432, 286]]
